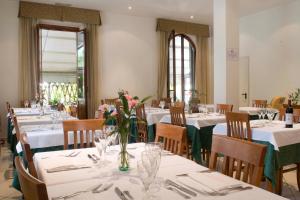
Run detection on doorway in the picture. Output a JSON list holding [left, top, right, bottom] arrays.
[[38, 24, 87, 118]]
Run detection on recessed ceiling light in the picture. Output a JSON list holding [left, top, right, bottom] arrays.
[[190, 15, 194, 19], [128, 6, 132, 10]]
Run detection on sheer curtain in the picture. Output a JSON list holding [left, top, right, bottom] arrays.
[[195, 36, 211, 104], [86, 24, 100, 118], [157, 31, 170, 99], [19, 17, 39, 101]]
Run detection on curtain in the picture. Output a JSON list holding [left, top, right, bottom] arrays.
[[19, 17, 39, 101], [86, 24, 100, 118], [157, 31, 170, 99], [195, 36, 211, 104]]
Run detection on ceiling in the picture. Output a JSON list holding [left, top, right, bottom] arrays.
[[27, 0, 296, 25]]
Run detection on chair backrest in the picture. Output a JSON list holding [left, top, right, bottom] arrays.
[[69, 105, 77, 118], [278, 107, 285, 121], [170, 105, 186, 126], [136, 103, 148, 142], [136, 103, 146, 121], [20, 134, 38, 178], [6, 101, 11, 113], [252, 100, 267, 108], [209, 135, 267, 187], [216, 104, 233, 114], [104, 98, 118, 105], [12, 115, 21, 141], [151, 99, 160, 108], [226, 112, 251, 140], [174, 101, 185, 108], [15, 156, 49, 200], [293, 109, 300, 123], [270, 96, 285, 109], [63, 119, 105, 149], [161, 97, 172, 108], [155, 123, 186, 156]]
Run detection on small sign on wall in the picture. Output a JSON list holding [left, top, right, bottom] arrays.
[[227, 48, 239, 61]]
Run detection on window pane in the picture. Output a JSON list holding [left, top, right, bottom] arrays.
[[184, 38, 190, 48], [184, 61, 191, 74], [184, 90, 192, 104], [185, 77, 191, 90], [176, 74, 182, 101]]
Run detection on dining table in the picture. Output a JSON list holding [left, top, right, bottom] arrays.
[[159, 112, 226, 163], [213, 119, 300, 187], [33, 143, 286, 200]]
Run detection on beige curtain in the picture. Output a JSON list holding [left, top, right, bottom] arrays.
[[195, 36, 211, 104], [19, 17, 39, 101], [86, 24, 100, 118], [157, 31, 170, 99]]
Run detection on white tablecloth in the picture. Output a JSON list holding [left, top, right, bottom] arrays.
[[160, 113, 226, 129], [16, 115, 76, 127], [213, 120, 300, 150], [145, 108, 170, 126], [16, 124, 100, 153], [33, 143, 286, 200], [12, 107, 55, 116]]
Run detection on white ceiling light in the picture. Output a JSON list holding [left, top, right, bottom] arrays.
[[128, 6, 132, 10], [190, 15, 194, 19]]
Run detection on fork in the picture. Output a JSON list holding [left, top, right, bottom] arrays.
[[166, 186, 191, 199]]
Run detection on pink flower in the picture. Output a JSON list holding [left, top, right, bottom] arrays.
[[125, 94, 132, 101], [129, 99, 138, 108], [111, 110, 118, 116]]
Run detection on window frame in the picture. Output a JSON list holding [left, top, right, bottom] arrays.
[[167, 33, 196, 102]]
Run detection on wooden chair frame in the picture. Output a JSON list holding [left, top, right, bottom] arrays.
[[252, 100, 267, 108], [20, 134, 38, 178], [209, 135, 267, 186], [170, 105, 186, 127], [216, 104, 233, 114], [63, 119, 105, 149], [155, 123, 187, 156], [226, 112, 251, 140], [15, 156, 49, 200]]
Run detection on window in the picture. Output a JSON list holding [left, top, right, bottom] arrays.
[[38, 25, 86, 109], [168, 34, 196, 103]]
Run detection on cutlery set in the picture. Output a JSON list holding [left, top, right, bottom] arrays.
[[115, 187, 134, 200], [51, 183, 114, 200], [46, 165, 91, 173]]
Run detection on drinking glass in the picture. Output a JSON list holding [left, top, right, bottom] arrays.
[[267, 110, 275, 122], [257, 110, 263, 119], [94, 131, 109, 165], [104, 125, 117, 153], [159, 101, 165, 109], [137, 150, 161, 199]]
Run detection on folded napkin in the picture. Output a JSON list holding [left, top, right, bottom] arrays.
[[46, 165, 91, 173], [177, 172, 243, 192]]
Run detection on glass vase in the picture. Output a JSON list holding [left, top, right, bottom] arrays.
[[118, 133, 129, 171]]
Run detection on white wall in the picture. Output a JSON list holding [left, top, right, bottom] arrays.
[[100, 13, 158, 100], [240, 0, 300, 103], [0, 0, 19, 137]]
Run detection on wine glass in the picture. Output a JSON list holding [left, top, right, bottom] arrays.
[[24, 100, 29, 108], [137, 151, 161, 200], [104, 125, 117, 153], [257, 110, 263, 120], [267, 109, 275, 122], [94, 131, 109, 165]]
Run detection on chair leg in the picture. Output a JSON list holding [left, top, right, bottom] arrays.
[[275, 168, 283, 195], [297, 163, 300, 191]]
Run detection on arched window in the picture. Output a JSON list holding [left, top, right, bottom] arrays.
[[168, 34, 196, 103]]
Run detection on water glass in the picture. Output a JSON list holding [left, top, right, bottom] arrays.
[[94, 131, 108, 161], [159, 101, 165, 109]]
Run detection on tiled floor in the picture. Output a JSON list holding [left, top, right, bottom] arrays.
[[0, 145, 299, 200]]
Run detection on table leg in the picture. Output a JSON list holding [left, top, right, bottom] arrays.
[[297, 163, 300, 191], [275, 167, 283, 195]]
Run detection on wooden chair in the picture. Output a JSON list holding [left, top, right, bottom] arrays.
[[278, 107, 285, 121], [151, 99, 160, 108], [216, 104, 233, 114], [20, 134, 38, 178], [69, 105, 78, 118], [252, 100, 267, 108], [21, 100, 31, 108], [170, 105, 186, 127], [293, 109, 300, 123], [209, 135, 267, 187], [103, 98, 118, 105], [11, 115, 21, 141], [161, 97, 172, 108], [136, 103, 148, 142], [155, 123, 186, 156], [174, 101, 185, 108], [268, 96, 285, 110], [15, 156, 49, 200], [63, 119, 105, 149], [226, 112, 251, 140]]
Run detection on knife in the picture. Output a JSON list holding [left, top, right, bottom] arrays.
[[88, 154, 97, 163], [166, 179, 197, 197], [114, 187, 128, 200]]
